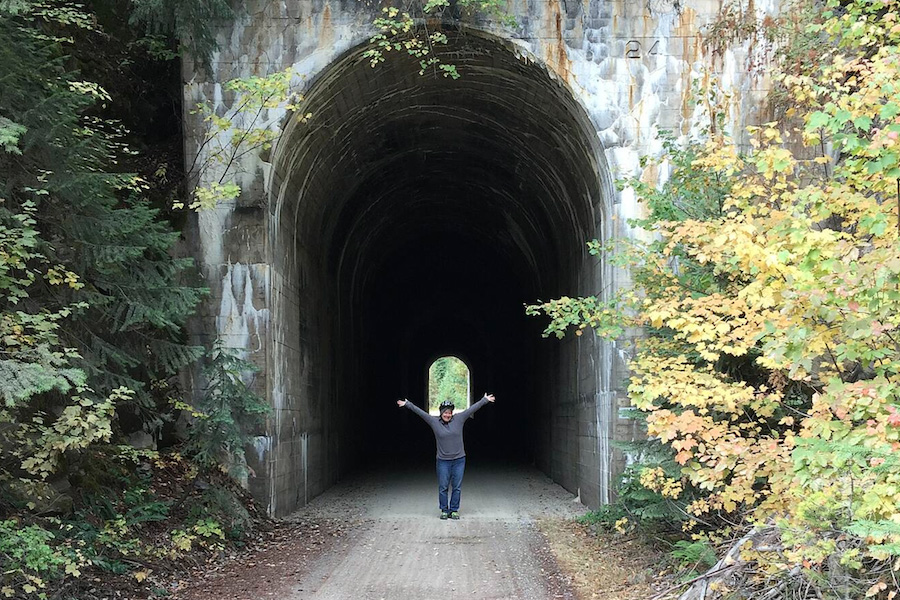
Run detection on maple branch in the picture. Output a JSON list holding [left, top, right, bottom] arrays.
[[822, 342, 846, 383]]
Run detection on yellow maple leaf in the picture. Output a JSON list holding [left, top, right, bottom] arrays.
[[134, 570, 151, 582]]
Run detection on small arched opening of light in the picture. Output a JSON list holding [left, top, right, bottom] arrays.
[[427, 355, 471, 414]]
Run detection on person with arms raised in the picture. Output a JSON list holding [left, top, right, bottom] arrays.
[[397, 393, 496, 520]]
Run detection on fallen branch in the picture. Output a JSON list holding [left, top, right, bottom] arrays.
[[651, 563, 747, 600], [676, 527, 762, 600], [758, 566, 802, 600]]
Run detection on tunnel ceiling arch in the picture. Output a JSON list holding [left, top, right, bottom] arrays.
[[271, 30, 609, 301]]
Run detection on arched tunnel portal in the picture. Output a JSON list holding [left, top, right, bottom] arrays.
[[260, 31, 617, 516]]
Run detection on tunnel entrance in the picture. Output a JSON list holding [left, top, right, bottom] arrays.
[[262, 29, 613, 516]]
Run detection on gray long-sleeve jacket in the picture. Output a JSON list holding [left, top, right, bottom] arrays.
[[404, 396, 491, 460]]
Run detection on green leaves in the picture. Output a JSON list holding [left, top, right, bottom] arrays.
[[0, 197, 89, 411], [128, 0, 231, 67], [879, 101, 900, 120], [0, 117, 25, 154], [525, 295, 625, 340], [0, 518, 86, 598], [187, 67, 306, 211], [364, 1, 515, 77], [0, 0, 206, 502], [181, 344, 269, 479], [17, 388, 122, 478], [0, 350, 85, 407]]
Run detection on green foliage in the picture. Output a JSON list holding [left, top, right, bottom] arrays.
[[626, 133, 728, 226], [525, 293, 625, 341], [0, 6, 205, 441], [364, 0, 516, 78], [16, 389, 125, 479], [128, 0, 231, 68], [170, 518, 225, 554], [0, 201, 87, 408], [0, 68, 129, 481], [670, 539, 718, 574], [428, 356, 470, 412], [186, 67, 307, 210], [577, 505, 628, 528], [578, 436, 706, 537], [0, 519, 86, 597], [0, 4, 269, 598], [187, 485, 252, 540], [616, 442, 694, 526], [182, 345, 269, 479], [122, 483, 171, 526], [529, 1, 900, 595], [0, 117, 26, 154], [190, 517, 224, 541], [11, 452, 250, 595], [527, 123, 735, 343]]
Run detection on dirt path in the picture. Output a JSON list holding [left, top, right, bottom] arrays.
[[177, 462, 589, 600]]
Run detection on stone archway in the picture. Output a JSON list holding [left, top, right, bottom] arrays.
[[253, 29, 622, 516]]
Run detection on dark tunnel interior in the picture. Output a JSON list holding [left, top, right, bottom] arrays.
[[360, 230, 546, 462], [267, 29, 608, 503]]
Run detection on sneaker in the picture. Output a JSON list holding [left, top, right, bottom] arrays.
[[450, 511, 460, 520], [440, 512, 449, 520]]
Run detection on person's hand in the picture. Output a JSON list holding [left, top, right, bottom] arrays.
[[397, 398, 407, 407], [484, 393, 496, 402]]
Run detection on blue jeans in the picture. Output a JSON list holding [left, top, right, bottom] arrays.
[[436, 457, 466, 513]]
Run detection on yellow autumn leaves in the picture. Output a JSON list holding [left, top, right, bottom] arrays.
[[528, 0, 900, 585]]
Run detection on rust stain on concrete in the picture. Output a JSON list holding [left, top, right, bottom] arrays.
[[636, 162, 659, 219], [675, 7, 702, 134], [639, 161, 659, 186], [542, 0, 572, 80], [320, 3, 335, 52]]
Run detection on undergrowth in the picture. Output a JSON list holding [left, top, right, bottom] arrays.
[[1, 449, 267, 599]]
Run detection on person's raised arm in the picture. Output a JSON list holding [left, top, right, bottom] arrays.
[[458, 393, 495, 420], [397, 398, 432, 422]]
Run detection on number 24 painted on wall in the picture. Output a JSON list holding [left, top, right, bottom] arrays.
[[625, 40, 661, 58]]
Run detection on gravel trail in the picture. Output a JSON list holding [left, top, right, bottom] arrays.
[[174, 463, 588, 600], [283, 462, 587, 600]]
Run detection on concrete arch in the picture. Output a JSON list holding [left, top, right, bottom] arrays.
[[258, 29, 620, 516], [270, 27, 616, 228]]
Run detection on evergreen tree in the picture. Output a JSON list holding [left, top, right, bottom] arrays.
[[0, 4, 205, 439]]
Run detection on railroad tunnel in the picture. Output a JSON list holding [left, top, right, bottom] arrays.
[[260, 30, 615, 516]]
